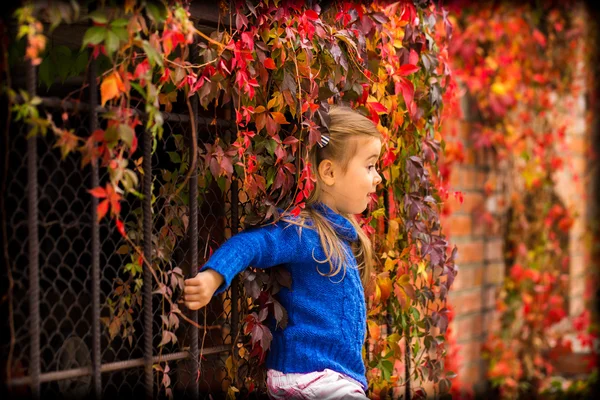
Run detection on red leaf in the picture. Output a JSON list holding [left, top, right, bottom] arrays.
[[304, 10, 319, 20], [282, 136, 298, 145], [116, 218, 126, 237], [89, 186, 107, 198], [263, 57, 276, 69], [367, 101, 388, 114], [97, 199, 109, 221], [409, 49, 419, 65], [398, 64, 420, 76]]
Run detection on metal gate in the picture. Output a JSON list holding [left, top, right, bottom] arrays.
[[2, 58, 256, 399]]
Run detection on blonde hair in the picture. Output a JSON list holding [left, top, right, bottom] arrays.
[[282, 106, 380, 288]]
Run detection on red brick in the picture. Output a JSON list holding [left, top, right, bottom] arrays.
[[483, 286, 498, 310], [485, 263, 505, 286], [446, 215, 473, 237], [453, 265, 484, 291], [458, 361, 483, 387], [457, 340, 483, 365], [571, 157, 587, 174], [452, 313, 483, 340], [570, 254, 587, 278], [456, 241, 485, 264], [569, 294, 585, 316], [449, 289, 483, 315], [457, 121, 471, 141], [482, 310, 501, 333], [449, 168, 463, 189], [571, 275, 586, 297], [450, 192, 485, 214], [569, 137, 587, 155], [485, 239, 504, 262]]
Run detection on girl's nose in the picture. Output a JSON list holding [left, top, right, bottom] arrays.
[[374, 171, 382, 185]]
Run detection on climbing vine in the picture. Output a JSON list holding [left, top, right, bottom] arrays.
[[6, 0, 458, 397], [445, 2, 598, 398]]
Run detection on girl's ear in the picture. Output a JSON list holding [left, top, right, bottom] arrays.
[[318, 159, 336, 186]]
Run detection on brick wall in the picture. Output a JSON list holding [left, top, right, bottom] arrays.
[[443, 10, 595, 393]]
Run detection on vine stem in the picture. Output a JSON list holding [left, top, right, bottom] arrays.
[[1, 28, 16, 383], [122, 234, 204, 331], [168, 91, 197, 203]]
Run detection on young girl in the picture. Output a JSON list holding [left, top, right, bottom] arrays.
[[184, 106, 382, 399]]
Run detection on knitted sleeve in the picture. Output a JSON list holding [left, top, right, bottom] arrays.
[[199, 220, 302, 294]]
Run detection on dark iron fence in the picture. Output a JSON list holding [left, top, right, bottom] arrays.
[[2, 57, 252, 399]]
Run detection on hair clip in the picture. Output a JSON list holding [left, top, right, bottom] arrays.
[[315, 102, 331, 149], [318, 133, 330, 148]]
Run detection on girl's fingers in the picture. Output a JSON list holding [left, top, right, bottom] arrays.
[[184, 278, 200, 286], [185, 301, 204, 310], [183, 285, 200, 294]]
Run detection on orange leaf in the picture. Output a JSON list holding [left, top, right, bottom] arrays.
[[367, 320, 381, 340], [270, 112, 289, 124], [100, 71, 125, 106], [263, 57, 276, 69], [97, 199, 109, 221], [88, 186, 107, 198]]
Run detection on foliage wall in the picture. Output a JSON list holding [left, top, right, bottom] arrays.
[[442, 1, 599, 398], [5, 0, 458, 398]]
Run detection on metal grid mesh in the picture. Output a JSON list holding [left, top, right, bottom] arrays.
[[2, 76, 255, 399]]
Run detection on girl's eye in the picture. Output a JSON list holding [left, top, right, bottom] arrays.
[[368, 165, 375, 171]]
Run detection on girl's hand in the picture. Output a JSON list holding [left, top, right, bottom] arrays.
[[183, 269, 224, 310]]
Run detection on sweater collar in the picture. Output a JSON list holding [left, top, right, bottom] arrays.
[[312, 202, 359, 242]]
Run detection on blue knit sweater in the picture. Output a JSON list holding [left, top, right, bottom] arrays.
[[199, 202, 367, 389]]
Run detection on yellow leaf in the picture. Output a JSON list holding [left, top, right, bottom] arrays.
[[417, 261, 428, 280], [270, 111, 288, 124], [384, 257, 396, 272], [491, 82, 507, 96], [101, 72, 124, 106]]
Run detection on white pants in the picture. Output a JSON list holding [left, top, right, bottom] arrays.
[[266, 368, 368, 399]]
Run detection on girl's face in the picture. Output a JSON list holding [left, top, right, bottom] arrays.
[[321, 136, 382, 215]]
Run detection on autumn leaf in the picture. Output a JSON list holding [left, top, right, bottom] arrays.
[[398, 64, 420, 76], [368, 101, 388, 114], [270, 112, 289, 124], [263, 57, 276, 69], [100, 71, 125, 106], [97, 199, 109, 221]]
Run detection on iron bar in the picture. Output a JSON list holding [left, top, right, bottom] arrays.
[[26, 59, 41, 400], [188, 81, 200, 398], [230, 180, 239, 342], [88, 58, 102, 400], [11, 95, 234, 129], [6, 347, 232, 387], [142, 129, 153, 399]]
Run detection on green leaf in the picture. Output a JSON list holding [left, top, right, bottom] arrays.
[[371, 207, 385, 218], [38, 56, 55, 90], [105, 30, 120, 56], [129, 82, 146, 100], [72, 50, 89, 77], [142, 41, 163, 67], [82, 26, 106, 48], [145, 1, 167, 24], [110, 18, 129, 28], [118, 124, 135, 148], [168, 152, 181, 163], [111, 26, 129, 42], [88, 10, 108, 24], [53, 45, 72, 82]]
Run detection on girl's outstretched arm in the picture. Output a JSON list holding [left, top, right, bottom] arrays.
[[183, 221, 300, 310]]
